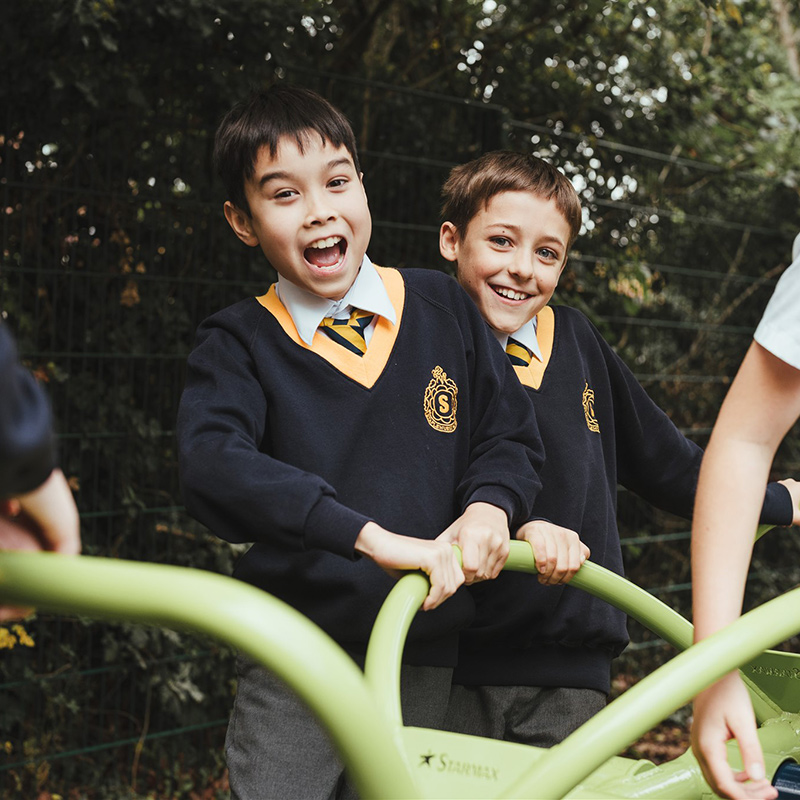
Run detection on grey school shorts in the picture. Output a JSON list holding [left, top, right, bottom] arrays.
[[444, 682, 607, 748]]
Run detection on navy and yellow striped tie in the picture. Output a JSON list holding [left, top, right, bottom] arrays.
[[319, 308, 375, 356], [506, 338, 534, 367]]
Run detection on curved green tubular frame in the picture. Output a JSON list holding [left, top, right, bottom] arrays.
[[501, 583, 800, 800], [505, 540, 782, 723], [364, 571, 430, 728], [361, 539, 784, 741], [359, 539, 794, 799], [363, 546, 466, 729], [0, 530, 792, 800], [507, 528, 772, 652], [0, 551, 420, 800], [362, 542, 697, 733], [505, 541, 693, 650]]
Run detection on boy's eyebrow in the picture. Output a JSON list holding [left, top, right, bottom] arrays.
[[256, 158, 355, 189], [257, 170, 290, 188], [486, 222, 566, 246], [486, 222, 524, 233], [326, 157, 355, 171]]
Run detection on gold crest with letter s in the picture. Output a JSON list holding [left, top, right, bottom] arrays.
[[424, 366, 458, 433], [582, 381, 600, 433]]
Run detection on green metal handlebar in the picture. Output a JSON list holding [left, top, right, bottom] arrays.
[[361, 540, 699, 734], [360, 537, 794, 798], [505, 540, 694, 649], [1, 533, 798, 800], [505, 538, 782, 723]]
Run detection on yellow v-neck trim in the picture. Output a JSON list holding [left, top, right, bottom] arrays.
[[514, 306, 554, 390], [255, 265, 405, 389]]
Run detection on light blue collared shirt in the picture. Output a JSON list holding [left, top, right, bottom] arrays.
[[493, 316, 543, 362], [276, 255, 397, 346]]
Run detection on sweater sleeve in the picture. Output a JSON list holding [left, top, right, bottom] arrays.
[[176, 316, 370, 559], [452, 285, 544, 527], [597, 323, 791, 525], [0, 323, 57, 498]]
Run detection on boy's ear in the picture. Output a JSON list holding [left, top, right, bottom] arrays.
[[439, 221, 460, 262], [223, 201, 259, 248]]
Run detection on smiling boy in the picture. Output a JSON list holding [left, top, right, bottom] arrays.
[[438, 150, 799, 747], [177, 90, 544, 799]]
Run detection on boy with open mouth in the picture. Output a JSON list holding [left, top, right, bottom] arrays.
[[177, 87, 546, 799]]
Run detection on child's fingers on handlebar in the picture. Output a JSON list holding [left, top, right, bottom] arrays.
[[486, 537, 510, 580], [421, 542, 464, 611], [459, 538, 481, 584]]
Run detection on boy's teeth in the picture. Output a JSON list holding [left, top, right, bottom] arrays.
[[495, 287, 528, 301], [304, 236, 345, 268], [309, 236, 342, 249]]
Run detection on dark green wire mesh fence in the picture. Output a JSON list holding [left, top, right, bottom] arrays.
[[1, 70, 798, 797]]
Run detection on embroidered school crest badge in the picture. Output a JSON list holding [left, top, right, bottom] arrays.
[[424, 366, 458, 433], [582, 381, 600, 433]]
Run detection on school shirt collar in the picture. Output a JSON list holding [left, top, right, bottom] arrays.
[[275, 255, 397, 345], [493, 316, 543, 362]]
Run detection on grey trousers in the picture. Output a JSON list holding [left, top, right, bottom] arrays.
[[226, 653, 453, 800], [444, 683, 607, 748]]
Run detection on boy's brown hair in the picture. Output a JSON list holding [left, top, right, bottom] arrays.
[[214, 84, 361, 216], [441, 150, 582, 249]]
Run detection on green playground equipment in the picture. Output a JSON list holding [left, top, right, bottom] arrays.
[[3, 534, 800, 799]]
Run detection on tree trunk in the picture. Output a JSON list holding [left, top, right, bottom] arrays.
[[771, 0, 800, 80]]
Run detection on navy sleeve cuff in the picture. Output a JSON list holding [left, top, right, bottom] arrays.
[[303, 495, 372, 560], [463, 486, 519, 526], [761, 482, 794, 527]]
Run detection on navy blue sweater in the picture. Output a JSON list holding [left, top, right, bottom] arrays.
[[455, 305, 793, 692], [177, 267, 544, 666], [0, 323, 56, 498]]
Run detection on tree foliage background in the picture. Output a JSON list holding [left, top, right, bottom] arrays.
[[1, 0, 799, 796]]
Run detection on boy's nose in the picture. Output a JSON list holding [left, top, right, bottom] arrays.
[[508, 253, 535, 280], [305, 193, 338, 226]]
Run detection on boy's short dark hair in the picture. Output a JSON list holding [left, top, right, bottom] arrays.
[[441, 150, 582, 250], [214, 84, 361, 215]]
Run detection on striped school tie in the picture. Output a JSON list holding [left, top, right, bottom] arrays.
[[319, 308, 375, 356], [506, 338, 534, 367]]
